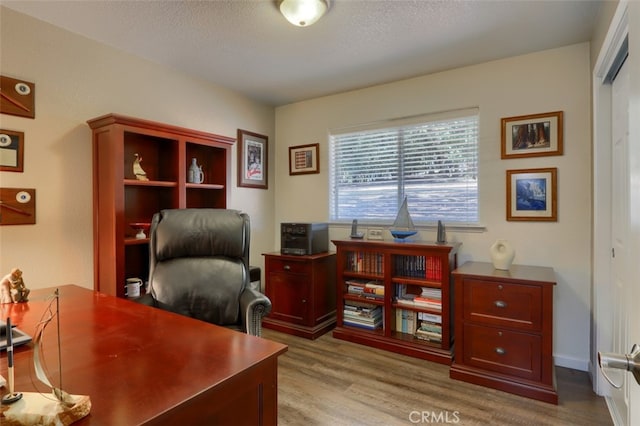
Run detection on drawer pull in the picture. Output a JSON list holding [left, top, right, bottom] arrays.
[[494, 300, 507, 308], [283, 265, 291, 271], [495, 347, 506, 355]]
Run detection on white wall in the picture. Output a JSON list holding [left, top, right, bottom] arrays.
[[0, 7, 276, 289], [274, 43, 593, 370]]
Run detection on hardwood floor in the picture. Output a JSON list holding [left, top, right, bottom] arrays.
[[263, 329, 612, 425]]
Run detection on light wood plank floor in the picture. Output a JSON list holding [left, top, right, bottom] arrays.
[[263, 329, 612, 426]]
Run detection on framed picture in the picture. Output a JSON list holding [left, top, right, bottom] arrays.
[[0, 129, 24, 172], [0, 76, 35, 119], [501, 111, 563, 159], [237, 129, 268, 189], [289, 143, 319, 175], [507, 168, 557, 221]]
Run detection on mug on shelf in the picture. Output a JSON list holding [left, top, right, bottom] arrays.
[[125, 277, 143, 298]]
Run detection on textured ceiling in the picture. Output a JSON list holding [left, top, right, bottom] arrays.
[[2, 0, 603, 106]]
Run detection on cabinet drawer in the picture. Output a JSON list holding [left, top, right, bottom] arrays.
[[267, 258, 311, 275], [463, 279, 542, 331], [463, 323, 541, 381]]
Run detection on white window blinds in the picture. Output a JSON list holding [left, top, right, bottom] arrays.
[[329, 109, 479, 224]]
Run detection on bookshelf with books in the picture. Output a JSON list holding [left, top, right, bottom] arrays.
[[332, 239, 460, 365]]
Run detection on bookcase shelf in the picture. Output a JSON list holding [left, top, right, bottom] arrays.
[[88, 113, 233, 298], [332, 239, 460, 365]]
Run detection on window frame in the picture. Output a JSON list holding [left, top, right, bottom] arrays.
[[328, 108, 480, 227]]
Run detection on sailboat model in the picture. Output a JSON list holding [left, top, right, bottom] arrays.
[[390, 197, 417, 240], [1, 289, 91, 425]]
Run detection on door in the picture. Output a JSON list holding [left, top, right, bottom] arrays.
[[608, 57, 630, 425], [594, 4, 640, 424], [268, 271, 309, 324]]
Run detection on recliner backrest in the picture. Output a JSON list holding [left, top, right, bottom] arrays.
[[148, 209, 251, 326]]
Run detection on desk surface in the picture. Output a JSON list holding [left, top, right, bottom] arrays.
[[0, 285, 287, 425]]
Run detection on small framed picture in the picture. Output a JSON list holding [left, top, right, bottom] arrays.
[[507, 168, 557, 221], [237, 129, 268, 189], [289, 143, 319, 175], [0, 129, 24, 172], [0, 75, 35, 119], [501, 111, 563, 159]]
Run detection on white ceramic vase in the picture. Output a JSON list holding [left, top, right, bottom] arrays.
[[489, 239, 515, 270]]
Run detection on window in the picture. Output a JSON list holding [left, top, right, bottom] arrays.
[[329, 109, 478, 224]]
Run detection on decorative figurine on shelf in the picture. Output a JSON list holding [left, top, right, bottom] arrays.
[[390, 196, 417, 240], [436, 220, 446, 244], [133, 153, 149, 181], [188, 158, 204, 184], [0, 268, 30, 303]]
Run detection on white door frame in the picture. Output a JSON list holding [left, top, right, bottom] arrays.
[[591, 1, 628, 397]]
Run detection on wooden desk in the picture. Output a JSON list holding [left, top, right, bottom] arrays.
[[0, 285, 288, 425]]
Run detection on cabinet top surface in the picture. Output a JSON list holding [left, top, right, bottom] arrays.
[[263, 251, 336, 260], [87, 113, 235, 145], [332, 239, 460, 252], [453, 261, 556, 284]]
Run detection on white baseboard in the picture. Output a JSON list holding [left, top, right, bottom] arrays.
[[554, 354, 589, 372]]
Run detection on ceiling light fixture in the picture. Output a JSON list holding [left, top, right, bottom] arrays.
[[279, 0, 330, 27]]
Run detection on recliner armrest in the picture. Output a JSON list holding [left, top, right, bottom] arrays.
[[239, 287, 272, 337], [135, 293, 157, 307]]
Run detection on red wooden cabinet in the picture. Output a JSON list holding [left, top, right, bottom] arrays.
[[262, 252, 337, 339], [88, 114, 233, 298], [450, 261, 558, 404]]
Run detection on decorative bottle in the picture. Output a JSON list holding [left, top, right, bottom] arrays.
[[188, 158, 199, 183], [489, 239, 515, 270]]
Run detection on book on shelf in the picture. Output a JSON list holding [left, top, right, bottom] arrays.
[[343, 310, 383, 329], [346, 251, 384, 275], [395, 308, 418, 334], [394, 255, 444, 280], [413, 296, 442, 311], [344, 299, 378, 309], [395, 295, 441, 311], [420, 287, 441, 299], [396, 283, 440, 300], [418, 321, 442, 334], [396, 297, 416, 307], [343, 320, 382, 330], [346, 280, 384, 296], [418, 311, 442, 324], [344, 304, 382, 320], [414, 328, 442, 343]]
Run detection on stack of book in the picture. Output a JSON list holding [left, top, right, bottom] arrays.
[[412, 287, 442, 311], [343, 301, 383, 330], [346, 279, 384, 301], [395, 285, 442, 312], [414, 312, 443, 343]]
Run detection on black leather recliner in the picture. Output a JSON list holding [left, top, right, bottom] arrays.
[[137, 208, 271, 337]]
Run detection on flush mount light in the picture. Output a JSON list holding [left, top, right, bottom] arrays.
[[279, 0, 330, 27]]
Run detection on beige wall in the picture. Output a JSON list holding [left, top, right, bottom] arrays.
[[590, 0, 619, 71], [0, 7, 276, 289], [275, 43, 593, 370]]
